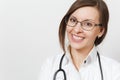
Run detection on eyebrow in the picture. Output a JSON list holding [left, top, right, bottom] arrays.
[[70, 15, 95, 22], [83, 19, 94, 22]]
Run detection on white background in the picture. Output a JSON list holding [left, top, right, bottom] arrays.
[[0, 0, 120, 80]]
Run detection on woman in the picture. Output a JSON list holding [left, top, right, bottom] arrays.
[[39, 0, 120, 80]]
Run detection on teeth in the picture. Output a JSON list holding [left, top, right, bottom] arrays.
[[73, 35, 83, 40]]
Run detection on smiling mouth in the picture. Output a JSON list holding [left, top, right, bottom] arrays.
[[72, 34, 85, 42]]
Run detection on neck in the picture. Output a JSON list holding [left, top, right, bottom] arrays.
[[70, 46, 94, 71]]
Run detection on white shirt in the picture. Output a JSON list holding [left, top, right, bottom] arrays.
[[39, 47, 120, 80]]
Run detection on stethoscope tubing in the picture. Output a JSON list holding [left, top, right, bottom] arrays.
[[97, 52, 104, 80], [53, 54, 66, 80], [53, 52, 103, 80]]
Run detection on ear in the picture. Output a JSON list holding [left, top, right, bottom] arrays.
[[98, 28, 105, 38]]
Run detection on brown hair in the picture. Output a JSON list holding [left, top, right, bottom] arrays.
[[59, 0, 109, 52]]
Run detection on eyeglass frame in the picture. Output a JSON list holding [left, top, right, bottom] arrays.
[[65, 16, 102, 31]]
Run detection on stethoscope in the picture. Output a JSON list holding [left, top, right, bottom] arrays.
[[53, 52, 104, 80]]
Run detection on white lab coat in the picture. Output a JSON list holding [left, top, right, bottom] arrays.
[[38, 47, 120, 80]]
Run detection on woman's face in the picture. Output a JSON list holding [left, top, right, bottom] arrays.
[[66, 7, 104, 51]]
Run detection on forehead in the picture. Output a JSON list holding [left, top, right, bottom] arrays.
[[71, 6, 100, 21]]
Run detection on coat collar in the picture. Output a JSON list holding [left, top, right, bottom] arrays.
[[64, 46, 98, 67]]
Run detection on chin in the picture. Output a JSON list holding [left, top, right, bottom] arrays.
[[70, 43, 85, 50]]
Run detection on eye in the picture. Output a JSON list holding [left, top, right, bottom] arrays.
[[84, 21, 93, 27], [69, 17, 77, 23]]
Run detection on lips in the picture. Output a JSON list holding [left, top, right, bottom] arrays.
[[71, 34, 85, 43]]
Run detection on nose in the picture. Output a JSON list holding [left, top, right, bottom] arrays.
[[74, 22, 83, 33]]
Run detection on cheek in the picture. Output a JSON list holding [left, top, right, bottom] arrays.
[[87, 31, 99, 42], [66, 27, 73, 37], [66, 26, 72, 32], [66, 27, 73, 41]]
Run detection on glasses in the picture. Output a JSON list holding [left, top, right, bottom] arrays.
[[65, 16, 102, 31]]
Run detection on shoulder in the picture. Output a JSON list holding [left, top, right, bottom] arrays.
[[41, 53, 64, 70], [100, 55, 120, 67], [100, 55, 120, 79], [101, 55, 120, 68], [100, 55, 120, 70], [45, 53, 64, 66], [38, 53, 64, 80]]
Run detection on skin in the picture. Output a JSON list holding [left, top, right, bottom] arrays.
[[66, 7, 104, 71]]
